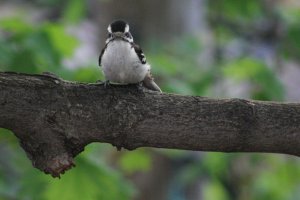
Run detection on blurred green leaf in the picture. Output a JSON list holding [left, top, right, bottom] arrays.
[[278, 6, 300, 25], [119, 150, 152, 174], [203, 180, 230, 200], [43, 157, 134, 200], [148, 36, 207, 95], [44, 23, 78, 57], [72, 66, 102, 82], [0, 18, 33, 33], [164, 79, 195, 95], [63, 0, 86, 23], [202, 153, 230, 178], [19, 168, 49, 200], [176, 162, 203, 185], [252, 157, 300, 200], [0, 18, 78, 73], [149, 54, 179, 76], [223, 58, 284, 100], [209, 0, 263, 22], [157, 149, 189, 159], [281, 25, 300, 61]]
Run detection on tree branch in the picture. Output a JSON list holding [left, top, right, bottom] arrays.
[[0, 72, 300, 177]]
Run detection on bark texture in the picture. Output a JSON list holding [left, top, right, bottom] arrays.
[[0, 72, 300, 177]]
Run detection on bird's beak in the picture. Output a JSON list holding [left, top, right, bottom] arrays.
[[112, 32, 125, 39]]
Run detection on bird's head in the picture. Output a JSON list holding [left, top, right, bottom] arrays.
[[106, 20, 133, 43]]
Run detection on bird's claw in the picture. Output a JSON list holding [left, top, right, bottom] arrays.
[[136, 82, 144, 92], [104, 80, 110, 89]]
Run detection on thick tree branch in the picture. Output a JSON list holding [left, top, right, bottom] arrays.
[[0, 72, 300, 177]]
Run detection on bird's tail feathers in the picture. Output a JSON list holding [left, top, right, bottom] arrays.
[[142, 72, 162, 93]]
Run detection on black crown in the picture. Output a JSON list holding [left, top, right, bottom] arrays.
[[110, 20, 128, 33]]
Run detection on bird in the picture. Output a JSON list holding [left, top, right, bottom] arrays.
[[98, 20, 162, 92]]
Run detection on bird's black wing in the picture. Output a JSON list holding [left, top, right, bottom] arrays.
[[98, 44, 107, 66], [132, 43, 147, 64]]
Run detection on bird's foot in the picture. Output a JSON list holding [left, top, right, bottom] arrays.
[[104, 80, 111, 89], [136, 82, 144, 93]]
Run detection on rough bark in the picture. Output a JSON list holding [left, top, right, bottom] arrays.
[[0, 72, 300, 177]]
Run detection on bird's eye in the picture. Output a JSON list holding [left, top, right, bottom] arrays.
[[125, 32, 131, 38], [108, 33, 112, 38]]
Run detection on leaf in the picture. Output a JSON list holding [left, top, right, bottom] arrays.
[[281, 25, 300, 61], [252, 156, 300, 200], [43, 23, 78, 57], [148, 54, 179, 76], [18, 168, 49, 200], [119, 150, 152, 174], [203, 180, 230, 200], [0, 18, 33, 33], [278, 6, 300, 25], [43, 156, 134, 200], [0, 128, 18, 145], [165, 79, 195, 95], [223, 58, 284, 100], [72, 66, 102, 82], [202, 153, 230, 178], [210, 0, 263, 22], [63, 0, 87, 23], [0, 19, 76, 73]]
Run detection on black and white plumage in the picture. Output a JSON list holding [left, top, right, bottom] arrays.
[[99, 20, 161, 92]]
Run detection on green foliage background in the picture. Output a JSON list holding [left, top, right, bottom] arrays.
[[0, 0, 300, 200]]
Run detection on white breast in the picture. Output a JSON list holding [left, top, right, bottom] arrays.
[[101, 40, 150, 84]]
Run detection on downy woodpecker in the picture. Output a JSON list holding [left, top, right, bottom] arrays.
[[99, 20, 162, 92]]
